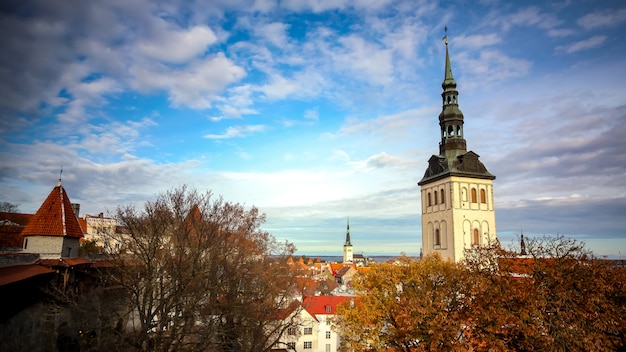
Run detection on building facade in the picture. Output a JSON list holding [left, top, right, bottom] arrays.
[[418, 39, 497, 262], [21, 181, 84, 259]]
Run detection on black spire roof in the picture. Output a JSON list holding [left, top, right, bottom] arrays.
[[419, 34, 495, 186]]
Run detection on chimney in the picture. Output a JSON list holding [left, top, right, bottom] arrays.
[[71, 203, 80, 217]]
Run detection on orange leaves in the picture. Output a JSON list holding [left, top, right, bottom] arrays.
[[335, 238, 626, 351]]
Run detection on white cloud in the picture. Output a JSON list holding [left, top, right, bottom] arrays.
[[364, 152, 406, 169], [333, 35, 394, 86], [547, 28, 577, 37], [138, 24, 218, 63], [253, 22, 290, 48], [454, 33, 502, 49], [556, 35, 607, 54], [578, 8, 626, 29], [304, 108, 319, 121], [500, 6, 562, 31], [131, 53, 246, 109], [203, 124, 268, 139], [457, 50, 532, 86]]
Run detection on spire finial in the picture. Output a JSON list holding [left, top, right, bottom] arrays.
[[59, 166, 63, 182], [443, 25, 448, 46]]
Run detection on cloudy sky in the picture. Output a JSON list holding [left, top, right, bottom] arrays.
[[1, 0, 625, 258]]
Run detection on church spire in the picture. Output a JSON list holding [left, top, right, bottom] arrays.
[[344, 218, 352, 246], [438, 27, 467, 158]]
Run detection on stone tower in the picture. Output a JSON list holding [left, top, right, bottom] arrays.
[[342, 218, 353, 263], [418, 36, 497, 262]]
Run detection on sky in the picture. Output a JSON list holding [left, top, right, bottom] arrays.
[[1, 0, 625, 258]]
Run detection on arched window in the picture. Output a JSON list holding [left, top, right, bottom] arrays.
[[472, 229, 479, 246], [427, 192, 432, 206], [471, 188, 477, 203], [434, 229, 441, 246], [434, 192, 438, 205], [480, 189, 486, 204], [440, 189, 445, 204]]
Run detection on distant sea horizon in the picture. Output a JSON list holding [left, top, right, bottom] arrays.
[[294, 254, 421, 263]]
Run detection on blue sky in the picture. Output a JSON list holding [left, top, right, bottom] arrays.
[[1, 0, 625, 257]]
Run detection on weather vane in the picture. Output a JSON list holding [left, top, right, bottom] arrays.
[[443, 25, 448, 46]]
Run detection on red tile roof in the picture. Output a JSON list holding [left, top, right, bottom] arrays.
[[302, 295, 354, 318], [21, 182, 84, 239], [0, 264, 55, 286], [0, 212, 32, 248]]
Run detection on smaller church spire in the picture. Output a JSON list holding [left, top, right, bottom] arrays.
[[344, 218, 352, 246]]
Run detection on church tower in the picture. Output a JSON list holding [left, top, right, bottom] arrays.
[[342, 218, 353, 263], [418, 33, 497, 262]]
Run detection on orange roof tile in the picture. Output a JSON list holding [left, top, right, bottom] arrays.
[[0, 264, 55, 286], [0, 212, 32, 248], [302, 295, 355, 317], [21, 182, 84, 239]]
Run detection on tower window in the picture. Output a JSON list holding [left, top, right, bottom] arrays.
[[434, 229, 441, 246], [472, 229, 479, 246], [434, 192, 438, 205], [440, 189, 445, 204], [471, 188, 477, 203], [427, 192, 432, 206], [480, 189, 486, 203]]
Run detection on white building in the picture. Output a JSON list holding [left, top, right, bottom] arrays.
[[418, 39, 497, 262], [278, 295, 354, 352]]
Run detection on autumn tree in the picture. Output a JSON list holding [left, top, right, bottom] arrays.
[[333, 254, 478, 351], [104, 186, 304, 352], [465, 235, 626, 351], [335, 236, 626, 352]]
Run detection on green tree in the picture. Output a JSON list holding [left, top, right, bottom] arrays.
[[105, 186, 303, 351]]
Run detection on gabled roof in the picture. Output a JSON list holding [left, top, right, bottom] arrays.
[[21, 182, 84, 239]]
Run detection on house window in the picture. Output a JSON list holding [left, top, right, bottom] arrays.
[[304, 341, 313, 349], [471, 188, 477, 203], [325, 305, 331, 313], [434, 229, 441, 246], [472, 229, 479, 246], [326, 331, 331, 339], [24, 238, 28, 249], [480, 189, 486, 203], [67, 247, 72, 257], [427, 192, 432, 206], [304, 327, 312, 335], [440, 189, 445, 204], [287, 327, 297, 335], [287, 342, 296, 350], [326, 344, 331, 352]]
